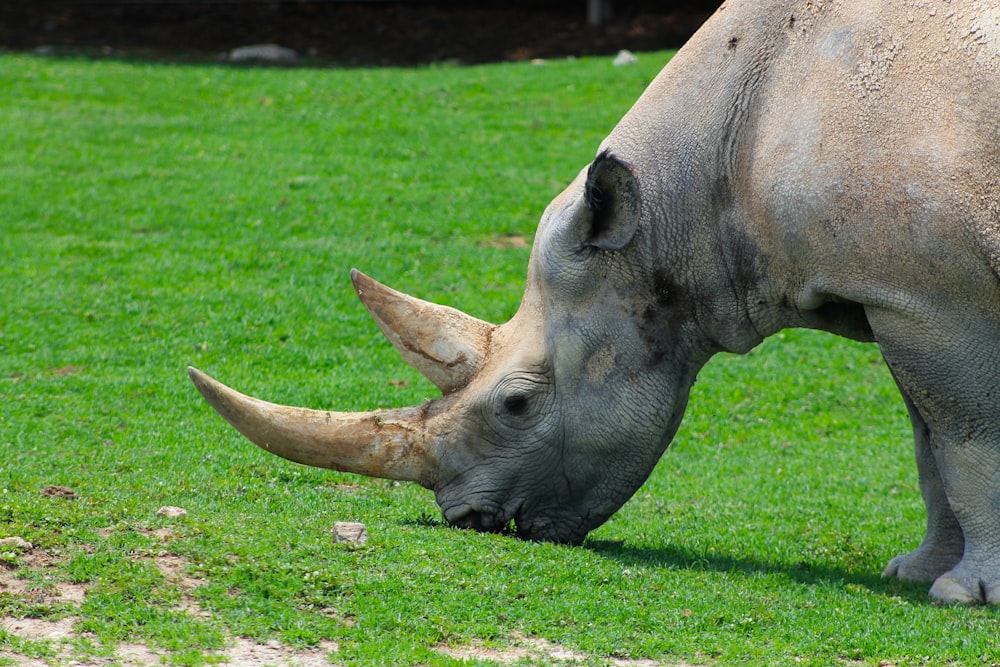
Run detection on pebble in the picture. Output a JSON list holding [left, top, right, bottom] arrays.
[[613, 49, 638, 66], [156, 506, 188, 518], [229, 44, 300, 64], [333, 522, 368, 546]]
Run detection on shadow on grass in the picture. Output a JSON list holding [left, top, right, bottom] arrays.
[[404, 515, 933, 603], [585, 539, 933, 604]]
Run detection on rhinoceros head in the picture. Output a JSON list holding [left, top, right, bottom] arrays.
[[190, 152, 709, 544]]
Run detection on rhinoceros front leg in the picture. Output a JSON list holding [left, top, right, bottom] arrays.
[[923, 433, 1000, 604], [881, 385, 964, 583], [869, 306, 1000, 604]]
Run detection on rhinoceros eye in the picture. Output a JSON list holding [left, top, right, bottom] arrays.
[[487, 373, 551, 430], [503, 394, 530, 416]]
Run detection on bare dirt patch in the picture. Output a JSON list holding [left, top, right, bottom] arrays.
[[0, 619, 340, 667], [153, 552, 214, 620], [154, 553, 203, 594], [113, 643, 168, 667], [436, 631, 704, 666], [226, 637, 340, 667], [2, 617, 77, 642], [0, 546, 83, 605]]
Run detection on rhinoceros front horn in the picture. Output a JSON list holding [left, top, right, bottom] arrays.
[[351, 270, 494, 394], [187, 367, 438, 488]]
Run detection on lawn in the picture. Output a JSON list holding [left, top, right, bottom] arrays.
[[1, 52, 999, 666]]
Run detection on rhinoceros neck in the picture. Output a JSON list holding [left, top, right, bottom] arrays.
[[600, 3, 794, 353], [602, 0, 912, 347]]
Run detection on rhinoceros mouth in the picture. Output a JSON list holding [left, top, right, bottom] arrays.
[[446, 502, 588, 545], [445, 498, 525, 535], [449, 510, 507, 533]]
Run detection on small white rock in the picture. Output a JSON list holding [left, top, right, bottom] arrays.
[[229, 44, 300, 64], [333, 522, 368, 546], [156, 506, 188, 518], [613, 49, 638, 66]]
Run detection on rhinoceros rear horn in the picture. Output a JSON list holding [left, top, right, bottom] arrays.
[[351, 270, 495, 394], [582, 151, 641, 251]]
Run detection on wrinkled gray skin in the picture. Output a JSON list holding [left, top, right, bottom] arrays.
[[191, 0, 1000, 604]]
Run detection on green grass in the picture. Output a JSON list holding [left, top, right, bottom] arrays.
[[1, 53, 999, 666]]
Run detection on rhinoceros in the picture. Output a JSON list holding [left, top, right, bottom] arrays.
[[189, 0, 1000, 604]]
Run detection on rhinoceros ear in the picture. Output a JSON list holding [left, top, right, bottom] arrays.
[[582, 151, 641, 251]]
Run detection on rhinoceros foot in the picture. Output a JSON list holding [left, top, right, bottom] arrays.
[[881, 546, 962, 584], [928, 567, 1000, 605]]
